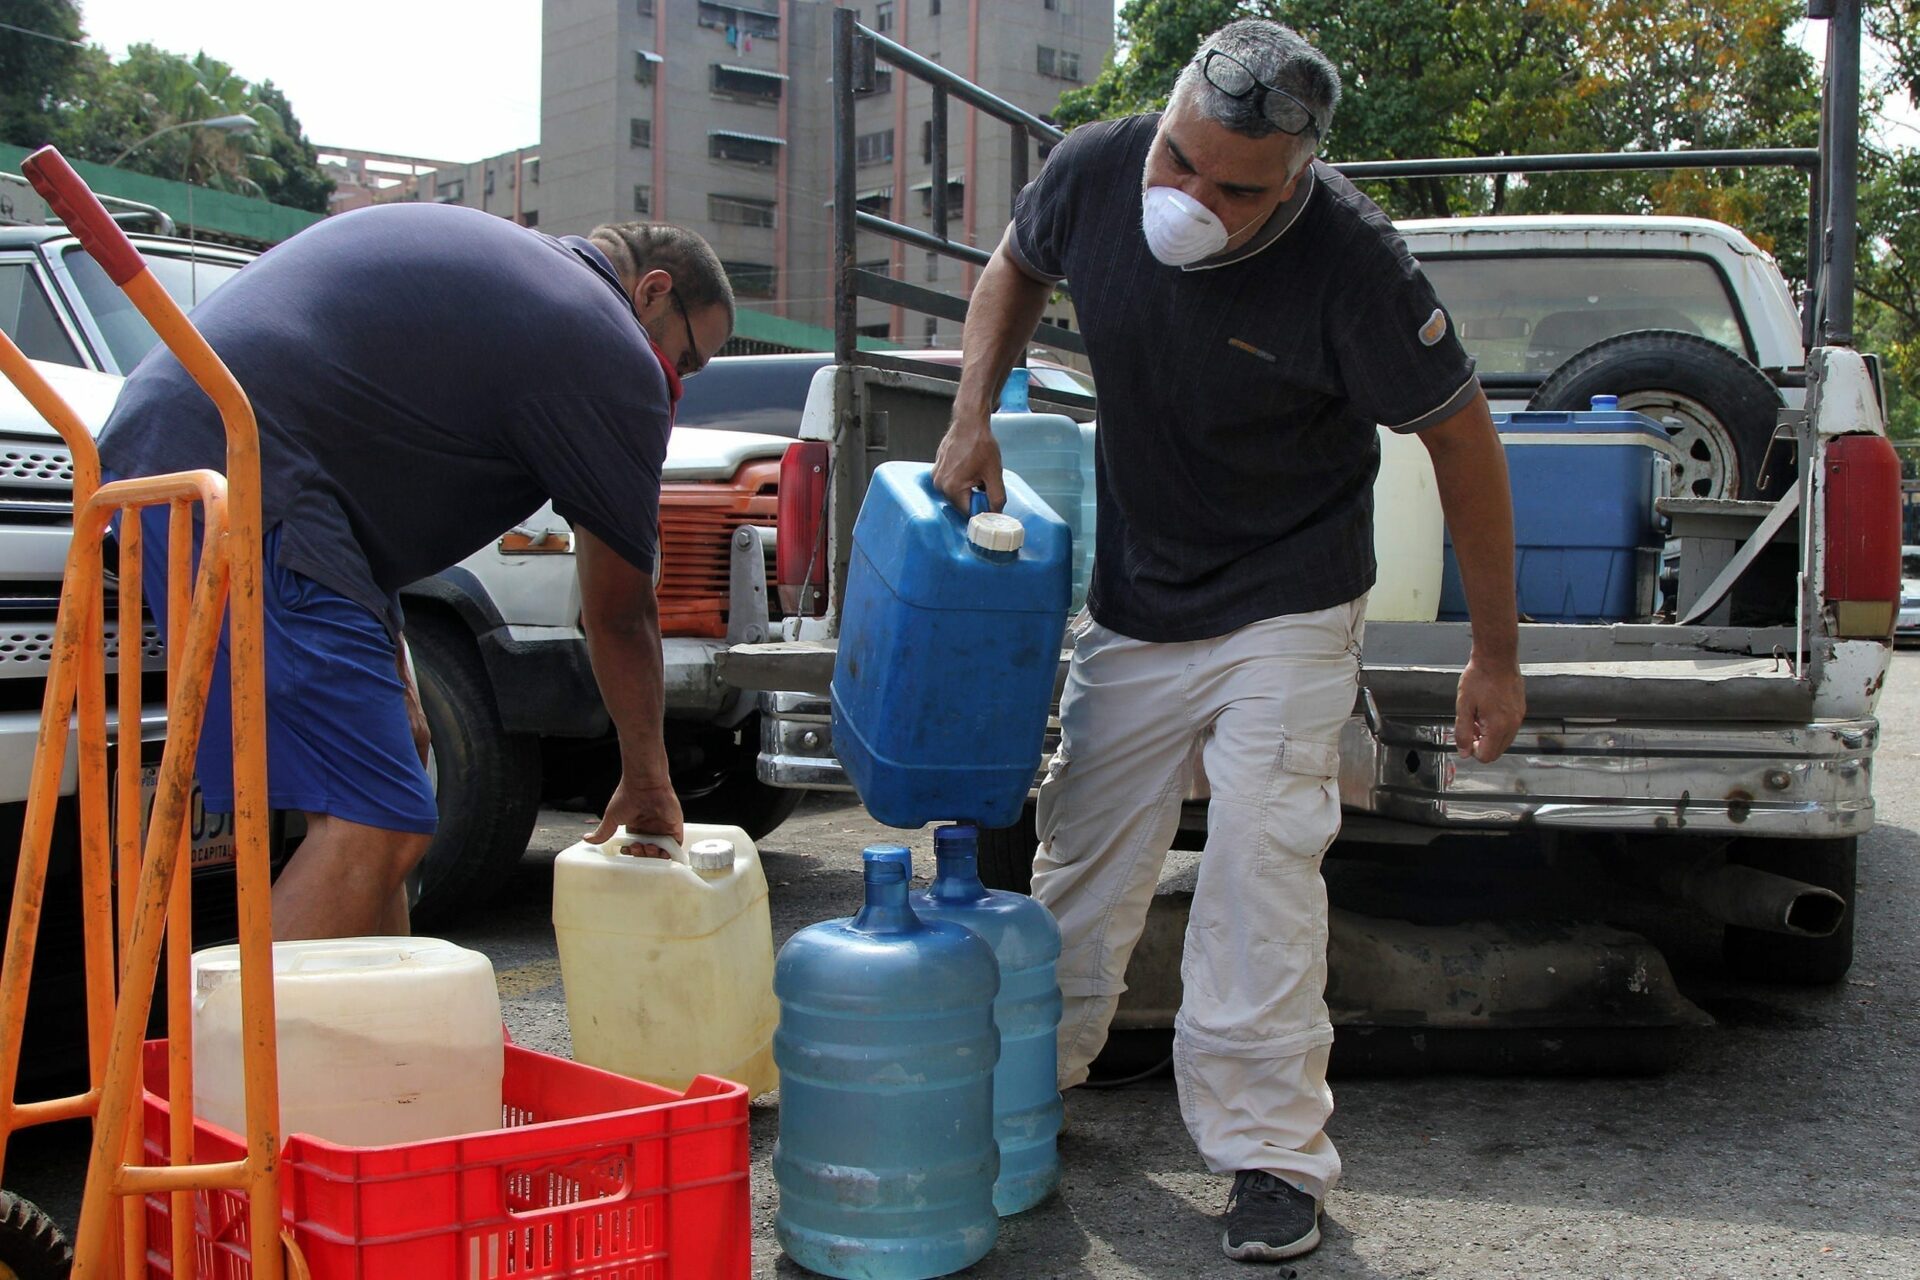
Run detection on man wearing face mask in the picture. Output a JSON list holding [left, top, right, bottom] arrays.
[[98, 205, 732, 941], [931, 17, 1525, 1266]]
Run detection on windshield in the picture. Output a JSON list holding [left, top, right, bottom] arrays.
[[63, 246, 245, 372], [675, 357, 829, 437], [1420, 254, 1749, 377]]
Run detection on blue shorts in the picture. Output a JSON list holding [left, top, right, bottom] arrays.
[[119, 498, 438, 835]]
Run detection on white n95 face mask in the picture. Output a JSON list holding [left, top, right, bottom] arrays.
[[1141, 186, 1231, 266]]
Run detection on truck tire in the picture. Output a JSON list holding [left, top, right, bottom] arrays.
[[406, 614, 542, 929], [1721, 836, 1857, 984], [977, 801, 1040, 894], [0, 1192, 73, 1280], [1528, 330, 1786, 500], [675, 715, 806, 840]]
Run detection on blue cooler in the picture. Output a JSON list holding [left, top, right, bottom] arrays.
[[833, 462, 1072, 829], [1439, 409, 1669, 623]]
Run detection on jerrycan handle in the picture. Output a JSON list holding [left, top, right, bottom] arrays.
[[603, 827, 684, 863], [970, 488, 990, 518]]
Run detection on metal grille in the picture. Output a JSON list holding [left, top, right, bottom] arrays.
[[0, 622, 164, 672], [0, 439, 76, 490]]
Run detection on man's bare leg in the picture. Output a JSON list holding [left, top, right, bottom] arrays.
[[271, 813, 431, 941]]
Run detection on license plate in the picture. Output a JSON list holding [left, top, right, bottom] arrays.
[[121, 765, 237, 872]]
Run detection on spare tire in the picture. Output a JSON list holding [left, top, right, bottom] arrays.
[[1528, 330, 1787, 500]]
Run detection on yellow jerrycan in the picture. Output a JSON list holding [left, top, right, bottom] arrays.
[[553, 824, 779, 1096]]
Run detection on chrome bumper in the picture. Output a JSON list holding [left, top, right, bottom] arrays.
[[759, 691, 1876, 839]]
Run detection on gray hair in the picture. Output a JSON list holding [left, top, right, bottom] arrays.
[[1170, 19, 1342, 164], [587, 221, 736, 329]]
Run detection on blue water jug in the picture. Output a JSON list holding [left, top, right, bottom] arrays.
[[773, 848, 1001, 1279], [910, 825, 1063, 1216], [994, 369, 1089, 610], [833, 461, 1071, 829]]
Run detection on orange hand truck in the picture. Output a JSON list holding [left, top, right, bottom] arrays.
[[0, 148, 294, 1278]]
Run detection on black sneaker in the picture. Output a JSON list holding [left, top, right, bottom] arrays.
[[1221, 1169, 1321, 1263]]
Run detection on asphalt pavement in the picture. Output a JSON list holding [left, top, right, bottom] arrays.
[[9, 653, 1919, 1278]]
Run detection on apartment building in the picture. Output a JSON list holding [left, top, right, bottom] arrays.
[[532, 0, 1110, 344]]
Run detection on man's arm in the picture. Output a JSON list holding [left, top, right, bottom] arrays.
[[575, 526, 683, 845], [1417, 388, 1526, 763], [931, 224, 1054, 512]]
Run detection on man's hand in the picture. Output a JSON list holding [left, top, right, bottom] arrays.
[[932, 408, 1006, 512], [1455, 655, 1525, 763], [589, 772, 685, 847]]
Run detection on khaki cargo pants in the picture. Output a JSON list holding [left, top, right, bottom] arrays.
[[1031, 599, 1364, 1199]]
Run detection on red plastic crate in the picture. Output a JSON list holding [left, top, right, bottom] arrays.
[[137, 1039, 750, 1278]]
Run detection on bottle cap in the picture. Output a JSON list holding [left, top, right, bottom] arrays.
[[862, 844, 912, 882], [688, 838, 735, 873], [934, 823, 979, 856], [1589, 394, 1619, 411], [999, 367, 1032, 413], [967, 511, 1025, 554]]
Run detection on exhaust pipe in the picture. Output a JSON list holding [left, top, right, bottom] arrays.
[[1667, 862, 1846, 938]]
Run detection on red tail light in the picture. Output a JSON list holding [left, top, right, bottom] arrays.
[[1823, 433, 1903, 638], [777, 441, 829, 617]]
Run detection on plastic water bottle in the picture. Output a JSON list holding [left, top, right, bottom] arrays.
[[993, 368, 1088, 608], [833, 462, 1071, 829], [773, 847, 1001, 1279], [910, 825, 1063, 1216]]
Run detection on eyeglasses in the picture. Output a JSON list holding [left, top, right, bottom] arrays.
[[1201, 49, 1322, 140], [670, 288, 709, 378]]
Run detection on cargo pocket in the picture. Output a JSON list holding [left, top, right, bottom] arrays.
[[1258, 732, 1342, 869]]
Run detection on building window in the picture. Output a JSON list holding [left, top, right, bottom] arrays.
[[710, 132, 782, 166], [876, 0, 894, 31], [856, 128, 894, 167], [923, 317, 938, 345], [920, 119, 933, 163], [635, 51, 659, 83], [854, 186, 892, 215], [711, 63, 784, 102], [724, 260, 777, 297], [919, 179, 963, 218], [1037, 46, 1080, 80], [526, 157, 540, 183], [710, 194, 776, 227], [484, 168, 496, 195], [631, 118, 652, 147], [1043, 0, 1057, 9], [930, 0, 940, 14], [637, 0, 653, 14], [437, 178, 464, 202], [699, 3, 780, 39], [633, 184, 652, 215], [522, 210, 540, 228], [926, 251, 939, 282]]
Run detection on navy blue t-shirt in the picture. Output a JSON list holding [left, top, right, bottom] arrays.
[[99, 202, 670, 634], [1009, 115, 1477, 642]]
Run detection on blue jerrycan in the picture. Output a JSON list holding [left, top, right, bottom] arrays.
[[773, 847, 1001, 1279], [993, 368, 1089, 610], [833, 461, 1071, 829], [910, 824, 1063, 1216]]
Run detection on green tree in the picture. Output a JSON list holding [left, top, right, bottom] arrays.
[[250, 81, 333, 213], [0, 0, 84, 147]]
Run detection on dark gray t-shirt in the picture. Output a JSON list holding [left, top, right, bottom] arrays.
[[1009, 114, 1476, 642], [99, 202, 670, 634]]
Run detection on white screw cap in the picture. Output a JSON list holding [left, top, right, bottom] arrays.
[[688, 838, 735, 873], [967, 511, 1025, 554]]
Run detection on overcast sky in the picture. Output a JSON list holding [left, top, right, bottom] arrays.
[[71, 1, 1906, 164]]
